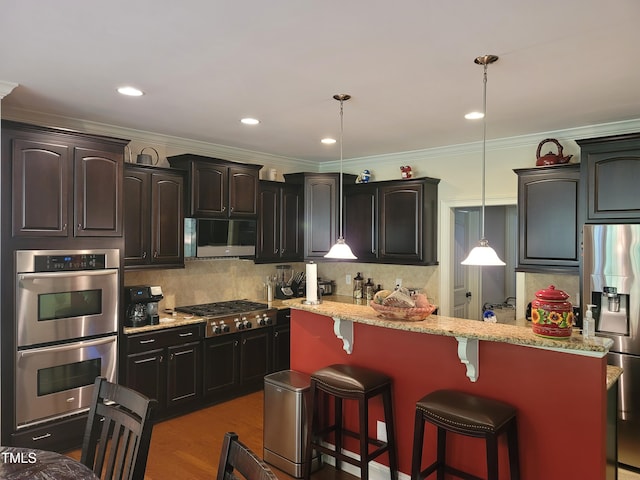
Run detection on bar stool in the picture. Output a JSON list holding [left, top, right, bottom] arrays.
[[304, 364, 398, 480], [411, 390, 520, 480]]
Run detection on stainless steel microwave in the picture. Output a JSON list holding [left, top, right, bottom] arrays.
[[185, 218, 256, 258]]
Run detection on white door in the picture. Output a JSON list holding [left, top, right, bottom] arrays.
[[453, 209, 481, 319]]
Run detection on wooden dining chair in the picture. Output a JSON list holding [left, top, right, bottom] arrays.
[[216, 432, 279, 480], [80, 376, 156, 480]]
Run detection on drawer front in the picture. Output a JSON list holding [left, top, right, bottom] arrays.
[[126, 325, 202, 354], [11, 413, 87, 452]]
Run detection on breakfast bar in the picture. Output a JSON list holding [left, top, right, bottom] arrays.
[[285, 299, 620, 480]]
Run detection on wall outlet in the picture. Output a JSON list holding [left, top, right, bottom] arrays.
[[395, 278, 402, 288], [377, 421, 387, 442], [346, 274, 352, 285]]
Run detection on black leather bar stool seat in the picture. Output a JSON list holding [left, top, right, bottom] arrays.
[[304, 364, 398, 480], [411, 390, 520, 480]]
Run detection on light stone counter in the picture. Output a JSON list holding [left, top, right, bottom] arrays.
[[607, 365, 623, 390], [122, 312, 206, 335], [283, 298, 613, 357]]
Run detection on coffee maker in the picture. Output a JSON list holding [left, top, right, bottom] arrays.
[[124, 285, 164, 327]]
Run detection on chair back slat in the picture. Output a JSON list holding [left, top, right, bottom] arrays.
[[216, 432, 278, 480], [80, 376, 156, 480]]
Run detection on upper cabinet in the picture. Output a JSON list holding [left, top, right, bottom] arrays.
[[124, 164, 185, 269], [284, 173, 357, 259], [167, 154, 261, 218], [255, 181, 303, 263], [4, 121, 127, 239], [344, 177, 439, 265], [514, 164, 581, 273], [577, 133, 640, 222]]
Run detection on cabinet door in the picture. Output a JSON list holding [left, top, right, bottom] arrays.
[[344, 184, 378, 261], [304, 175, 338, 258], [124, 168, 151, 265], [126, 349, 166, 411], [516, 165, 580, 270], [11, 138, 70, 237], [280, 183, 303, 261], [191, 163, 227, 217], [240, 329, 271, 388], [379, 183, 423, 262], [229, 165, 258, 217], [203, 335, 239, 398], [272, 324, 290, 373], [587, 150, 640, 220], [256, 182, 280, 261], [166, 341, 201, 409], [150, 172, 184, 265], [73, 147, 122, 236]]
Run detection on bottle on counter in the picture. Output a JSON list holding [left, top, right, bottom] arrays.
[[365, 278, 375, 301], [583, 304, 596, 339], [353, 272, 364, 299]]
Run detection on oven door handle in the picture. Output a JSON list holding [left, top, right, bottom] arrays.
[[18, 269, 118, 282], [17, 335, 116, 357]]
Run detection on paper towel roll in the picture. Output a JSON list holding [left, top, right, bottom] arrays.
[[306, 263, 318, 303]]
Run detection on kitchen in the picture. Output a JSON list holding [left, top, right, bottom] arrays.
[[2, 2, 640, 479]]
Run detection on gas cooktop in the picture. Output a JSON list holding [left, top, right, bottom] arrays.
[[175, 300, 277, 337], [175, 300, 269, 317]]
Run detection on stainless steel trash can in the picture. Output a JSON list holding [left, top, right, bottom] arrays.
[[263, 370, 319, 477]]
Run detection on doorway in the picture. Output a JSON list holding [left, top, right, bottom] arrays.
[[448, 204, 517, 320]]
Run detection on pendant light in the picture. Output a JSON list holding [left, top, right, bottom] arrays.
[[461, 55, 506, 266], [325, 94, 357, 260]]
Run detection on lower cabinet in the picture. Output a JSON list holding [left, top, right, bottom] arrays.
[[272, 309, 291, 372], [125, 324, 203, 419], [10, 412, 88, 452], [203, 328, 272, 402]]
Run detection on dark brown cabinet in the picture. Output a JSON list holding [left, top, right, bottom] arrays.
[[284, 172, 357, 259], [514, 164, 580, 272], [256, 181, 303, 262], [577, 133, 640, 222], [343, 177, 439, 265], [5, 121, 126, 238], [203, 328, 272, 402], [124, 164, 185, 268], [167, 154, 261, 218], [272, 309, 291, 373], [125, 325, 202, 418]]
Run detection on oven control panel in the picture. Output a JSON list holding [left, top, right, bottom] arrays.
[[35, 254, 107, 272]]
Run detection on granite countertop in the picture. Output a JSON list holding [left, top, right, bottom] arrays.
[[283, 298, 614, 356], [123, 312, 206, 335], [606, 365, 623, 390]]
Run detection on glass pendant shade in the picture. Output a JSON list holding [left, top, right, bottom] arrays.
[[461, 239, 506, 266], [325, 237, 357, 259], [461, 54, 505, 267], [325, 94, 357, 260]]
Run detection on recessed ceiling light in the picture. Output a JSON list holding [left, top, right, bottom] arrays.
[[117, 86, 144, 97], [241, 118, 260, 125], [321, 138, 336, 144], [465, 111, 484, 120]]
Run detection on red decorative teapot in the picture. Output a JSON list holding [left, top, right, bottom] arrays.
[[535, 138, 573, 166]]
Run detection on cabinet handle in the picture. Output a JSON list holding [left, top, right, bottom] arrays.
[[139, 339, 155, 344], [243, 339, 247, 345], [222, 206, 226, 212], [274, 248, 278, 254], [154, 251, 159, 258], [32, 433, 52, 441], [142, 252, 147, 259], [230, 206, 234, 212], [78, 223, 83, 230], [281, 248, 286, 254], [234, 340, 239, 347], [170, 353, 174, 360], [160, 355, 164, 363], [274, 331, 279, 337], [62, 223, 67, 231], [178, 332, 193, 337]]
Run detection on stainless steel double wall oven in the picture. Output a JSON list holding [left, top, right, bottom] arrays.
[[14, 249, 119, 429]]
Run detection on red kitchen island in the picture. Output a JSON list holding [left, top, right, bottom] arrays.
[[284, 299, 620, 480]]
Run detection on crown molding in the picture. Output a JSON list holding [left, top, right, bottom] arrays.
[[1, 106, 317, 171], [319, 117, 640, 172], [0, 81, 18, 100]]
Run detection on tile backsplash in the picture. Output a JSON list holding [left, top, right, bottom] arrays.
[[124, 259, 440, 310]]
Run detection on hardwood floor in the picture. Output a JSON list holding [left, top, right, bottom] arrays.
[[67, 391, 356, 480]]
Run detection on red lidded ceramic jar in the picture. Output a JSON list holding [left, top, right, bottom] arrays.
[[531, 285, 574, 338]]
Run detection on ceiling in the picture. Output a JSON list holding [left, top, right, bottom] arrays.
[[1, 0, 639, 162]]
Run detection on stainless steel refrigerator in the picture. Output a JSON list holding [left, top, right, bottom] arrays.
[[583, 224, 640, 470]]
